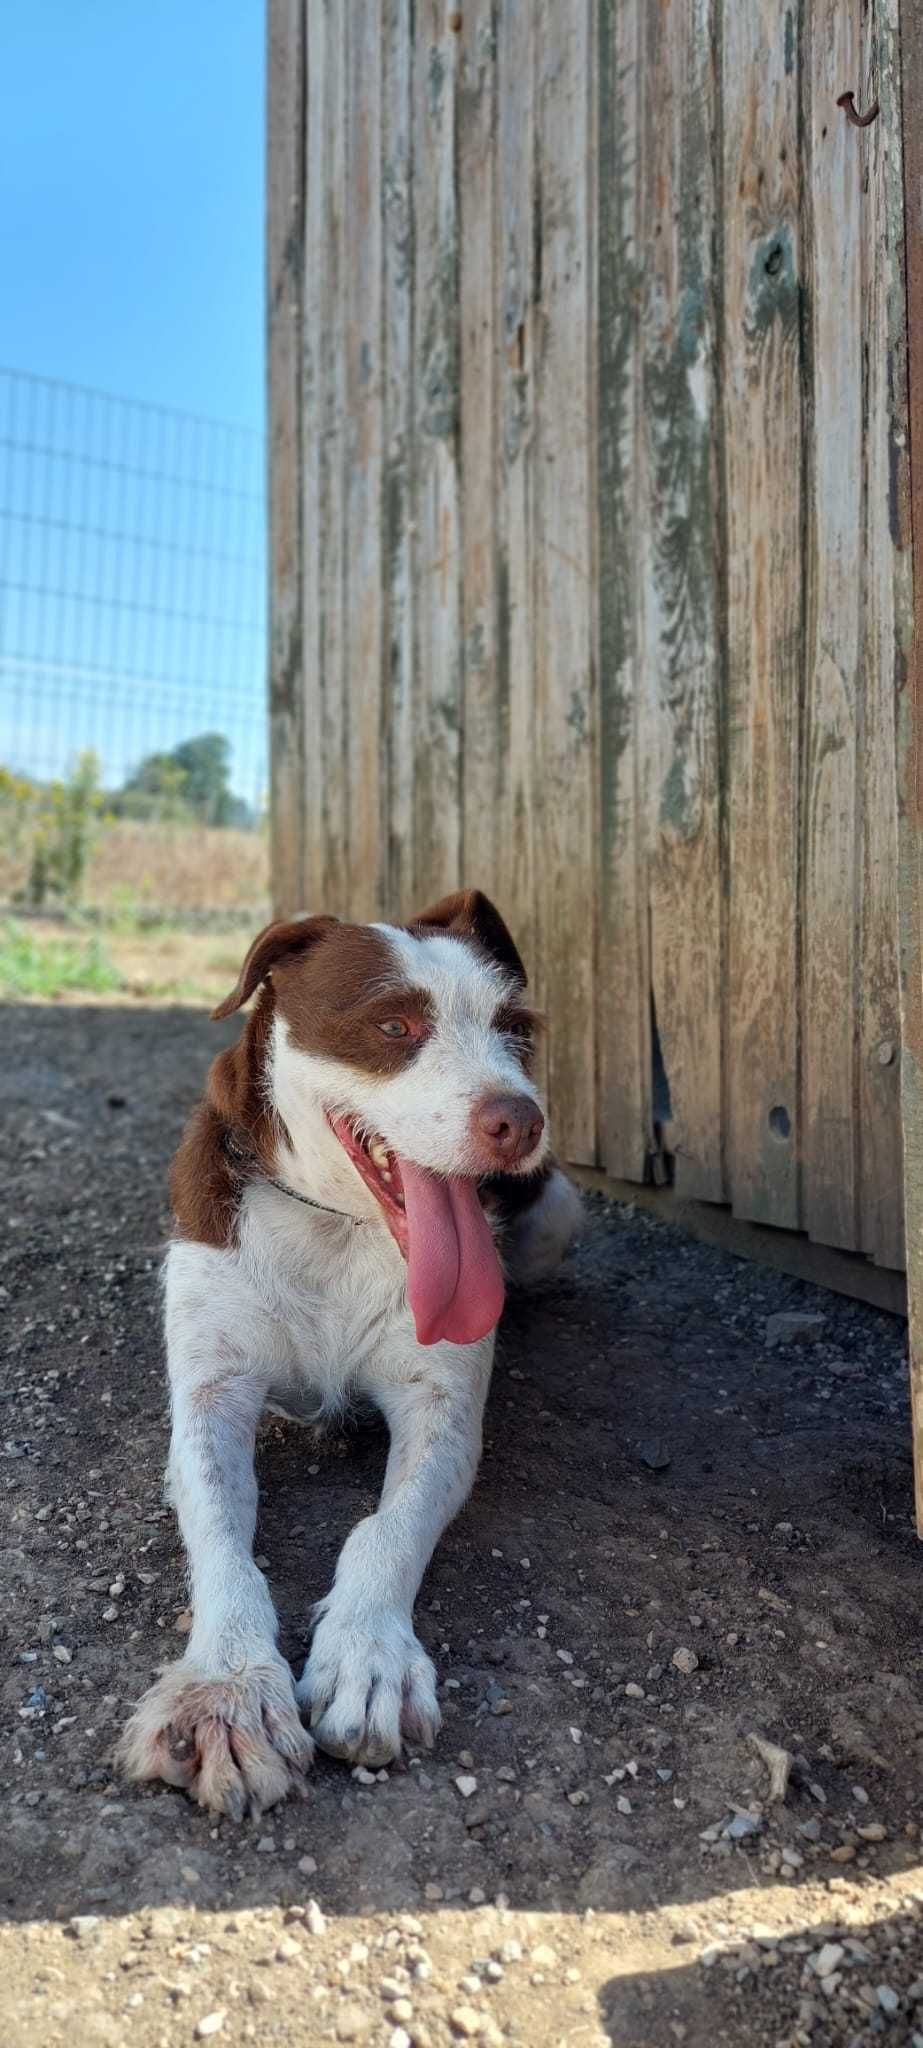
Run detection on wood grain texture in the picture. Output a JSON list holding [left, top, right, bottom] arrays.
[[318, 0, 349, 915], [267, 0, 305, 918], [639, 0, 724, 1202], [382, 0, 416, 921], [859, 0, 905, 1269], [411, 2, 462, 906], [458, 1, 499, 901], [722, 0, 804, 1228], [494, 0, 541, 1041], [344, 0, 385, 919], [597, 0, 650, 1181], [301, 0, 327, 911], [801, 0, 863, 1249], [532, 1, 597, 1164]]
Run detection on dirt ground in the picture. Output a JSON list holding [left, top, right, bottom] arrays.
[[3, 1000, 923, 2048]]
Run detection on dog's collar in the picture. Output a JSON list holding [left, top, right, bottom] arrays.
[[222, 1126, 366, 1227]]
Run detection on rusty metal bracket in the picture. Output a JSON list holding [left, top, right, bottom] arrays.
[[836, 89, 880, 129]]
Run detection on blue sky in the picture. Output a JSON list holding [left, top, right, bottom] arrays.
[[0, 3, 267, 800], [1, 0, 265, 429]]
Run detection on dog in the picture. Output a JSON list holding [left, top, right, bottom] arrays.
[[117, 888, 581, 1818]]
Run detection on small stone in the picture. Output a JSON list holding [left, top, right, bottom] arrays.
[[255, 1835, 275, 1853], [195, 2015, 226, 2040], [485, 1962, 503, 1982], [424, 1882, 443, 1901], [811, 1945, 845, 1978], [530, 1945, 558, 1970], [305, 1899, 326, 1936], [625, 1682, 645, 1699], [765, 1311, 827, 1347], [275, 1935, 301, 1961], [497, 1942, 522, 1964], [450, 2009, 484, 2039], [468, 1886, 486, 1904], [297, 1855, 318, 1875], [353, 1766, 378, 1785], [829, 1843, 856, 1863], [390, 2033, 412, 2048], [857, 1822, 887, 1842], [458, 1976, 481, 1996], [556, 1649, 574, 1666], [174, 1609, 193, 1634], [458, 1750, 475, 1768], [672, 1648, 698, 1676], [379, 1978, 405, 2000], [616, 1795, 632, 1816], [455, 1775, 478, 1798], [877, 1986, 900, 2016], [69, 1915, 101, 1939], [335, 2007, 370, 2042], [52, 1645, 72, 1665], [391, 1999, 413, 2023]]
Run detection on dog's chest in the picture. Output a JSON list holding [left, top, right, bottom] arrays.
[[246, 1201, 411, 1395]]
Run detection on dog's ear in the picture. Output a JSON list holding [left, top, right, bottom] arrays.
[[212, 914, 339, 1019], [412, 888, 526, 987]]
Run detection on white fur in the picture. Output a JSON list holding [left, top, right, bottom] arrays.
[[117, 924, 579, 1816]]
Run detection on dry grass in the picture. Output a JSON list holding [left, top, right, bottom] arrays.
[[0, 818, 270, 920]]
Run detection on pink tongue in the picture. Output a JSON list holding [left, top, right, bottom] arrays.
[[399, 1159, 505, 1346]]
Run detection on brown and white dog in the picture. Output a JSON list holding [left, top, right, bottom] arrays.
[[117, 889, 581, 1818]]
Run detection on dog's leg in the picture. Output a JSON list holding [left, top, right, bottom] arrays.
[[117, 1365, 314, 1817], [296, 1338, 493, 1765], [503, 1164, 583, 1287]]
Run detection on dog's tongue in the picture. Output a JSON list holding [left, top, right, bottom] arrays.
[[399, 1159, 505, 1346]]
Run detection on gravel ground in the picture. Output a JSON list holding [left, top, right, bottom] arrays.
[[3, 1000, 923, 2048]]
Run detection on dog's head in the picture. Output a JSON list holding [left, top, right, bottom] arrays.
[[212, 890, 547, 1346]]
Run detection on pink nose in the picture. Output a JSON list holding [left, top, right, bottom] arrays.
[[474, 1094, 545, 1165]]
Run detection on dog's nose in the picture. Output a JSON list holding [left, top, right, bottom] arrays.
[[474, 1094, 545, 1165]]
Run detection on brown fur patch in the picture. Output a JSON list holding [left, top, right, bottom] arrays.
[[272, 924, 434, 1074], [411, 888, 527, 986], [170, 989, 283, 1249]]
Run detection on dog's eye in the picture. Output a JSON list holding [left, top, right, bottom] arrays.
[[378, 1018, 409, 1039]]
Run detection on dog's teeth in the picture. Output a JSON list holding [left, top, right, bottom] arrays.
[[369, 1139, 389, 1170], [381, 1168, 392, 1183]]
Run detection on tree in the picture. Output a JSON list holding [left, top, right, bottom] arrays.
[[115, 733, 252, 826]]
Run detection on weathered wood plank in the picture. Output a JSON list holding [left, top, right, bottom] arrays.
[[317, 0, 349, 915], [858, 0, 905, 1269], [411, 3, 461, 905], [459, 0, 499, 899], [801, 0, 863, 1249], [722, 0, 804, 1228], [302, 0, 327, 911], [531, 3, 597, 1165], [267, 0, 305, 917], [597, 0, 651, 1180], [894, 0, 923, 1518], [494, 0, 541, 1049], [344, 0, 385, 919], [382, 0, 416, 921], [639, 0, 724, 1202]]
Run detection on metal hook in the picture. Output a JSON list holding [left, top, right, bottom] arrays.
[[837, 90, 880, 129]]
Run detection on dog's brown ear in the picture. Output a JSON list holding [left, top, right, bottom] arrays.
[[212, 914, 339, 1019], [413, 889, 526, 986]]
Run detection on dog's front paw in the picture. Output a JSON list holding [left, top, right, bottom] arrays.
[[296, 1607, 441, 1766], [117, 1656, 315, 1819]]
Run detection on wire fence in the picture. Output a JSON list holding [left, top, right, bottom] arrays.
[[0, 366, 269, 919]]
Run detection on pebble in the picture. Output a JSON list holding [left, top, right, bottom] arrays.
[[857, 1822, 887, 1842], [275, 1935, 301, 1962], [255, 1835, 275, 1853], [811, 1944, 845, 1978], [468, 1887, 486, 1904], [877, 1986, 900, 2016], [625, 1682, 645, 1700], [497, 1942, 522, 1964], [450, 2009, 484, 2038], [458, 1975, 481, 1996], [298, 1854, 318, 1875], [335, 2007, 371, 2041], [379, 1978, 405, 2000], [68, 1915, 101, 1939], [829, 1844, 856, 1863], [672, 1648, 699, 1676], [390, 2033, 412, 2048], [305, 1899, 326, 1936], [195, 2015, 226, 2040], [556, 1650, 574, 1666], [765, 1311, 827, 1347], [52, 1645, 72, 1665], [455, 1775, 478, 1799], [530, 1944, 558, 1970], [390, 1999, 413, 2023]]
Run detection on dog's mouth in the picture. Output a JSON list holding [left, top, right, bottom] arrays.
[[327, 1114, 505, 1350]]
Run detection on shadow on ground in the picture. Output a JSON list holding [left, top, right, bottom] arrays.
[[2, 1004, 922, 2046]]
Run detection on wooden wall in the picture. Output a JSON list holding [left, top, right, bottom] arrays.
[[268, 0, 911, 1271]]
